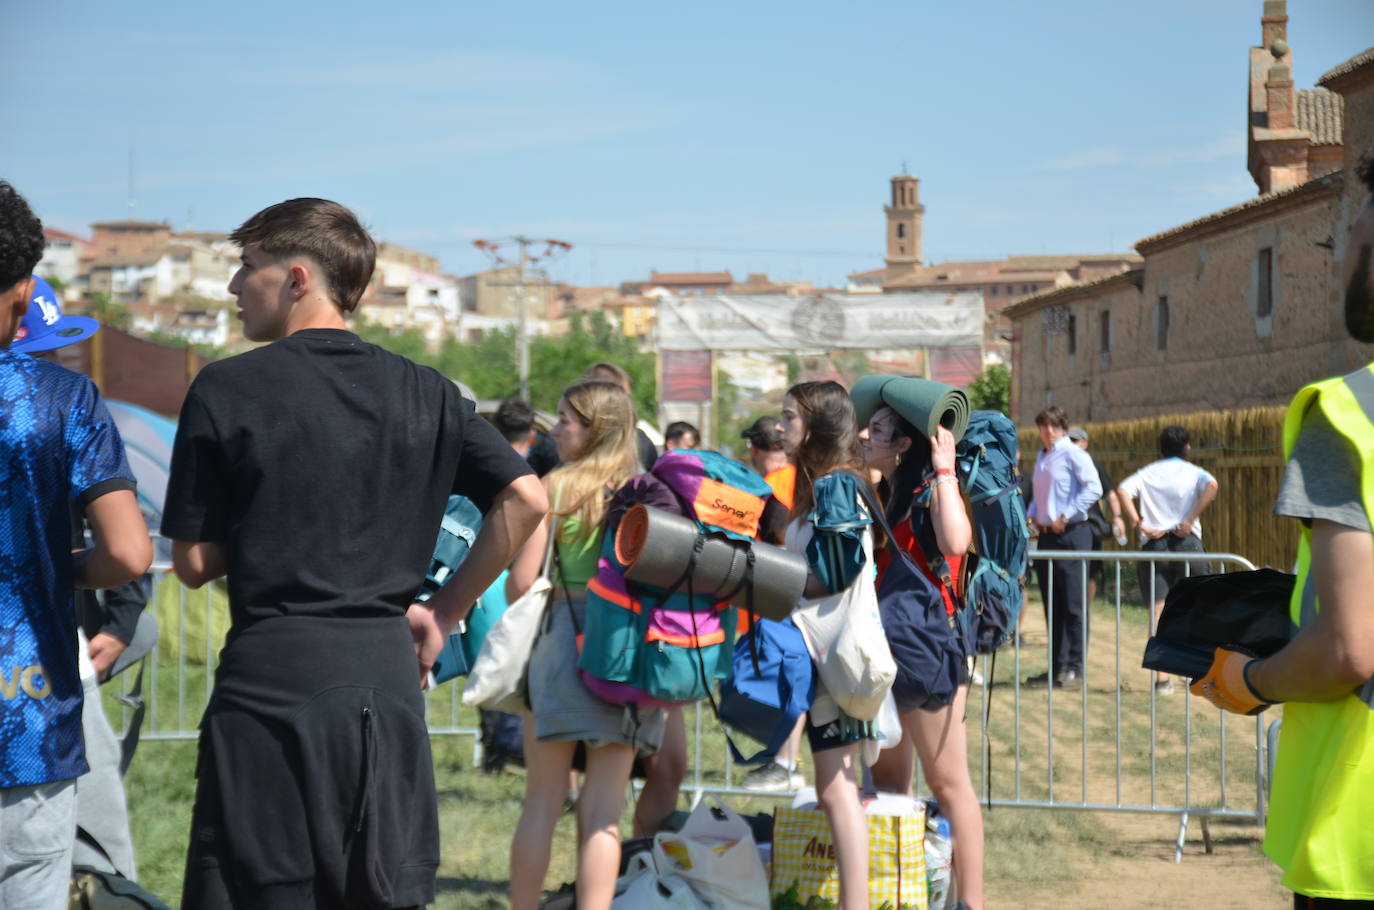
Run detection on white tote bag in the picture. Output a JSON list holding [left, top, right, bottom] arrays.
[[612, 852, 709, 909], [461, 526, 555, 714], [790, 527, 897, 722], [653, 796, 770, 910]]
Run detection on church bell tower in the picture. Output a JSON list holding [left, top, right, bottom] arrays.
[[884, 173, 924, 282]]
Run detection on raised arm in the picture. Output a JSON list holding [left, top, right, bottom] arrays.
[[929, 425, 972, 557], [74, 489, 152, 590]]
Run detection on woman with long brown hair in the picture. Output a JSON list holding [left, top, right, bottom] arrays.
[[778, 380, 878, 910], [506, 379, 664, 910]]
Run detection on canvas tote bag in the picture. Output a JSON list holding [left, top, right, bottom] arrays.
[[461, 521, 556, 714], [790, 525, 896, 722]]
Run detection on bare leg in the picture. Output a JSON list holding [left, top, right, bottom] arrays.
[[576, 743, 637, 910], [867, 731, 915, 795], [811, 744, 868, 910], [777, 713, 805, 769], [905, 685, 984, 910], [633, 707, 685, 836], [510, 719, 577, 910]]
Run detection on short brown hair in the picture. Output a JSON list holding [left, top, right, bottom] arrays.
[[1034, 406, 1069, 431], [230, 198, 375, 313]]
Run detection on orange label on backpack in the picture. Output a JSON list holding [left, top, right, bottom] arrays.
[[693, 477, 765, 538]]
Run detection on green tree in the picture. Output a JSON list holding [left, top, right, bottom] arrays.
[[526, 311, 655, 416], [85, 292, 132, 331], [352, 321, 432, 366], [968, 363, 1011, 415]]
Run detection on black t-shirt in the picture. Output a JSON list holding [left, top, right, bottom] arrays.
[[161, 329, 532, 629]]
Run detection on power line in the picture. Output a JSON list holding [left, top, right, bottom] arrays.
[[556, 239, 874, 259]]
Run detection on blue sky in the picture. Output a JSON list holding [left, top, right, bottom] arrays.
[[5, 0, 1370, 288]]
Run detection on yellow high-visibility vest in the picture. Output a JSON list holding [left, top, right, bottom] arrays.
[[1264, 364, 1374, 899]]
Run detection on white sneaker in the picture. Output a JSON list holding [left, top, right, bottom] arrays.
[[740, 761, 804, 792]]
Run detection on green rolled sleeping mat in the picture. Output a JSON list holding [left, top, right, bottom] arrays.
[[850, 373, 970, 442]]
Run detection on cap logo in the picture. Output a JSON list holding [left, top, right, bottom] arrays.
[[35, 296, 59, 326], [56, 328, 82, 338]]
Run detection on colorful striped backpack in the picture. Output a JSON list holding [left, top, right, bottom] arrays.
[[574, 450, 776, 708]]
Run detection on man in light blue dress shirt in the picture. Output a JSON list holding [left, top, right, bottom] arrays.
[[1025, 406, 1102, 686]]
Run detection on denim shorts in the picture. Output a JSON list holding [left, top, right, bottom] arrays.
[[1, 777, 76, 910]]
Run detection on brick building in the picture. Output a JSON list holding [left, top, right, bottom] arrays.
[[1004, 4, 1371, 423]]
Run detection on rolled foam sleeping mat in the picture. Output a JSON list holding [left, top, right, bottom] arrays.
[[615, 504, 807, 621], [850, 374, 969, 443]]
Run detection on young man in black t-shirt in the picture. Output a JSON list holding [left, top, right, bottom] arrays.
[[161, 198, 545, 910]]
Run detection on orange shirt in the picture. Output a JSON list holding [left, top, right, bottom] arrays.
[[763, 464, 796, 512]]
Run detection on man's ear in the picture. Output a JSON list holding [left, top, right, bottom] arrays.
[[288, 263, 311, 300], [0, 278, 33, 348]]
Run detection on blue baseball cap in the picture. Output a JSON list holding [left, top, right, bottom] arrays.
[[10, 276, 101, 353]]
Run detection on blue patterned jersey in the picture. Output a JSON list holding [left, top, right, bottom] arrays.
[[0, 349, 135, 787]]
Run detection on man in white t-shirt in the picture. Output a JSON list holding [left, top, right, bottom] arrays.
[[1116, 425, 1218, 692]]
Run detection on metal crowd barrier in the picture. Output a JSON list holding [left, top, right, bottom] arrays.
[[117, 549, 1266, 863]]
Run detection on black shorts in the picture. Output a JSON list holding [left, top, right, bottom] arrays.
[[806, 714, 867, 753], [1138, 534, 1208, 603]]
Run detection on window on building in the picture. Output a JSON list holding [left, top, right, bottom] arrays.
[[896, 224, 906, 239], [1100, 311, 1111, 354], [1258, 247, 1274, 317], [1157, 295, 1169, 350], [1067, 314, 1077, 355]]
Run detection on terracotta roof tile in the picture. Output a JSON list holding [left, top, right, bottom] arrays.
[[1001, 269, 1145, 320], [43, 227, 90, 245], [649, 271, 733, 285], [1296, 89, 1344, 145], [1135, 171, 1343, 252], [1318, 47, 1374, 89]]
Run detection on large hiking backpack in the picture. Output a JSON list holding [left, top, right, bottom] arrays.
[[576, 450, 776, 708], [912, 409, 1028, 654], [952, 410, 1029, 654]]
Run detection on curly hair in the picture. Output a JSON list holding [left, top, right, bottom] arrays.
[[0, 182, 44, 293]]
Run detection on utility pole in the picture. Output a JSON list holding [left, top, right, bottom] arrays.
[[472, 236, 572, 402]]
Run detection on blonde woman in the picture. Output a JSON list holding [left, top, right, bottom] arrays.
[[506, 380, 663, 910]]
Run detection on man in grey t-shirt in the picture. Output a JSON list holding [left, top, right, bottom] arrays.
[[1191, 151, 1374, 905]]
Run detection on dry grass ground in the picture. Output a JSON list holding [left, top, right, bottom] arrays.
[[117, 568, 1290, 908]]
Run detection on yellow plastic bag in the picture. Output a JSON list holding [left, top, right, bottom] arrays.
[[770, 801, 927, 910]]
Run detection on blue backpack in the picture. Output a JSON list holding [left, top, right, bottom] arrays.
[[953, 410, 1029, 654], [717, 616, 815, 764]]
